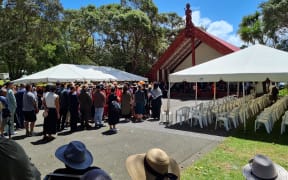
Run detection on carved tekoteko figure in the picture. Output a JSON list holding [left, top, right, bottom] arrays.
[[185, 3, 193, 37]]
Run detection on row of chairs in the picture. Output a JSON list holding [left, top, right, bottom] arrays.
[[174, 95, 248, 130], [255, 96, 288, 133], [281, 111, 288, 134], [173, 94, 273, 132], [214, 94, 271, 131]]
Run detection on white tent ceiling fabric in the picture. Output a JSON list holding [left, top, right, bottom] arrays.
[[169, 44, 288, 83], [13, 64, 147, 83]]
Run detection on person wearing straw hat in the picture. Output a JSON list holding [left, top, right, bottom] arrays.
[[126, 148, 180, 180], [243, 154, 288, 180], [45, 141, 111, 180]]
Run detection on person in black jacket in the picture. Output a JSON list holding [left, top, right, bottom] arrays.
[[59, 83, 69, 131], [0, 138, 41, 180], [15, 83, 25, 129], [107, 87, 120, 133], [150, 82, 163, 120], [69, 85, 79, 132], [271, 85, 279, 103]]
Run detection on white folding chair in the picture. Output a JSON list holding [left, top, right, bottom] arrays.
[[281, 112, 288, 134], [227, 106, 240, 128], [160, 110, 173, 125], [215, 112, 230, 131], [189, 109, 204, 128], [175, 106, 190, 126], [255, 113, 272, 133]]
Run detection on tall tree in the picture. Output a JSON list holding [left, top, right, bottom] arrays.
[[0, 0, 63, 79], [0, 0, 185, 78], [238, 0, 288, 50], [238, 12, 266, 45], [260, 0, 288, 50]]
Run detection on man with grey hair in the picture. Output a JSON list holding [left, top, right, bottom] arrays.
[[23, 84, 39, 136], [5, 82, 17, 136]]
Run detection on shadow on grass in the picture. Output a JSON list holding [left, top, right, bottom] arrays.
[[166, 117, 288, 145], [231, 118, 288, 145]]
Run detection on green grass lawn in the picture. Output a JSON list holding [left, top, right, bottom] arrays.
[[181, 136, 288, 180], [181, 90, 288, 180]]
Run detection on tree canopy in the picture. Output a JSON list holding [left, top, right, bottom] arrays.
[[0, 0, 184, 80], [1, 0, 287, 80], [238, 0, 288, 50]]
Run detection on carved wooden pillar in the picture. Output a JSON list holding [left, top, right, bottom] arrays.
[[185, 3, 195, 66]]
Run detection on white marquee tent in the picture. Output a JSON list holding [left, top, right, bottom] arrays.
[[168, 44, 288, 130], [13, 64, 147, 84], [169, 44, 288, 83]]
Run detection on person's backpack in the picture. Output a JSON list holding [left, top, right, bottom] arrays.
[[111, 100, 121, 113]]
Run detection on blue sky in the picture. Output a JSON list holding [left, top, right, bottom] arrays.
[[60, 0, 266, 46]]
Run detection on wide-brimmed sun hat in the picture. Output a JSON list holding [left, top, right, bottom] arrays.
[[243, 154, 288, 180], [55, 141, 93, 170], [126, 148, 180, 180]]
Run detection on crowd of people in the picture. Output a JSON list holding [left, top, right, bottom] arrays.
[[1, 80, 287, 179], [0, 80, 164, 139]]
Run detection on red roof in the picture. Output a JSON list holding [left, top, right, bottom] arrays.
[[148, 27, 240, 81]]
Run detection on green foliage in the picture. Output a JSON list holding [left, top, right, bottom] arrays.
[[0, 0, 64, 79], [238, 0, 288, 50], [2, 0, 286, 80], [279, 88, 288, 97], [261, 0, 288, 32], [0, 0, 183, 79], [238, 11, 266, 45], [181, 107, 288, 179]]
